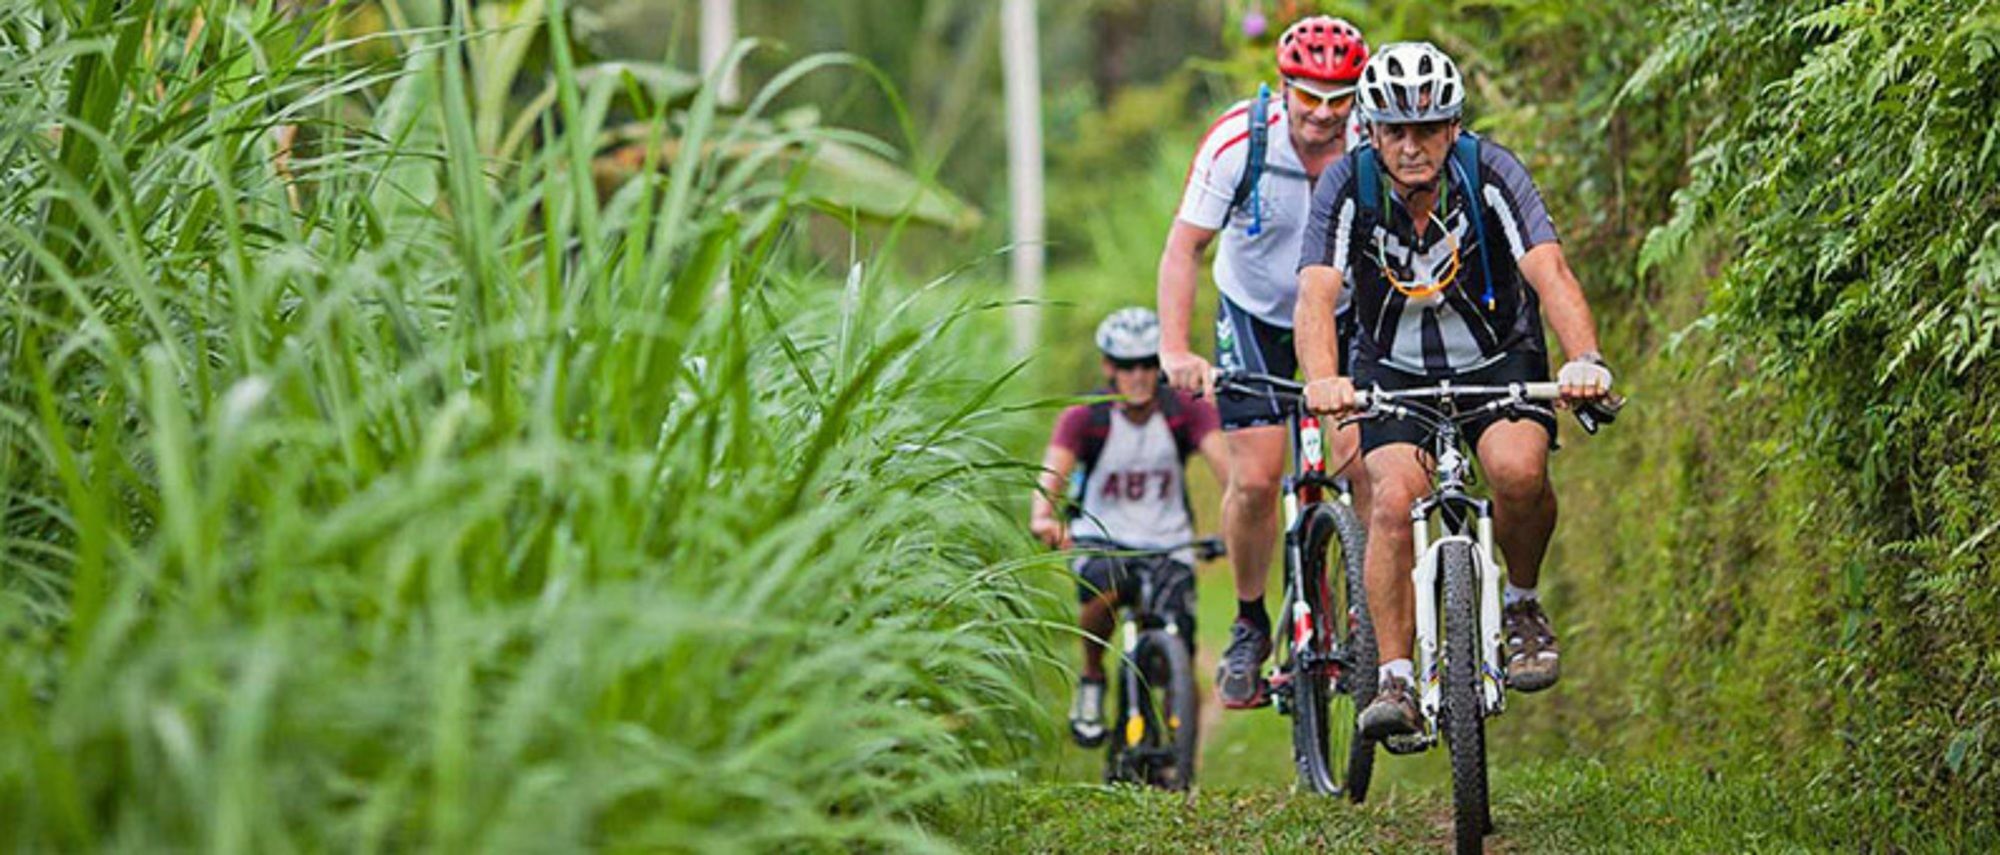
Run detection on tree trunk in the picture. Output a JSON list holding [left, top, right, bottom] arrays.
[[1001, 0, 1043, 359], [700, 0, 739, 105]]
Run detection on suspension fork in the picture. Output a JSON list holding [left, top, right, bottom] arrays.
[[1283, 414, 1327, 654], [1120, 612, 1143, 745], [1119, 569, 1155, 747], [1409, 493, 1507, 724], [1477, 510, 1505, 714]]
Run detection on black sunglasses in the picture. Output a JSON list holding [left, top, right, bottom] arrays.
[[1109, 356, 1161, 371]]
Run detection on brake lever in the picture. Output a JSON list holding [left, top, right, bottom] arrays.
[[1569, 393, 1625, 435], [1516, 402, 1559, 423], [1335, 408, 1380, 429]]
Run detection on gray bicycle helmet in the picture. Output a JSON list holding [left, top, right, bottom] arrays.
[[1095, 307, 1161, 361], [1357, 42, 1465, 124]]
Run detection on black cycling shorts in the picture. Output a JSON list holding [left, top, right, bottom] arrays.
[[1215, 297, 1354, 431], [1074, 554, 1191, 604], [1074, 554, 1197, 647], [1353, 350, 1558, 456]]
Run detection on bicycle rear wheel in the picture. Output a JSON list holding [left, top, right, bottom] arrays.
[[1441, 540, 1491, 853], [1286, 502, 1370, 797]]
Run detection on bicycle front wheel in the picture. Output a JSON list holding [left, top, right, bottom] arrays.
[[1441, 540, 1491, 853], [1286, 502, 1369, 797], [1137, 629, 1200, 790]]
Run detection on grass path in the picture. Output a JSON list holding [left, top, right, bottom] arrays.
[[952, 757, 1857, 853], [948, 470, 1895, 852]]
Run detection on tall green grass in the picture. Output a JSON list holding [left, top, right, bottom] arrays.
[[0, 2, 1055, 850]]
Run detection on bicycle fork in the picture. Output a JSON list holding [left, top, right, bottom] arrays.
[[1409, 501, 1508, 737], [1280, 415, 1327, 675], [1118, 619, 1144, 748]]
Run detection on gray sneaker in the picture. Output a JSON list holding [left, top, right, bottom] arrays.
[[1216, 620, 1272, 708], [1069, 678, 1107, 747], [1503, 599, 1561, 692], [1358, 675, 1422, 740]]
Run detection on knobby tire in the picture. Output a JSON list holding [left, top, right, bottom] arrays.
[[1289, 502, 1374, 798], [1441, 541, 1491, 854]]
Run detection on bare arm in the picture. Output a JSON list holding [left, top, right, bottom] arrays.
[[1196, 427, 1232, 488], [1296, 264, 1357, 413], [1517, 243, 1600, 359], [1158, 220, 1218, 395], [1296, 265, 1346, 382], [1030, 443, 1078, 549], [1518, 242, 1613, 400]]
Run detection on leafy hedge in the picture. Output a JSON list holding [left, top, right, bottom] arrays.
[[1442, 0, 2000, 833]]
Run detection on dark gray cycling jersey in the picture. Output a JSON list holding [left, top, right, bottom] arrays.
[[1299, 136, 1560, 377]]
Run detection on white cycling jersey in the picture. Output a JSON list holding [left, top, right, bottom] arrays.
[[1176, 101, 1363, 328]]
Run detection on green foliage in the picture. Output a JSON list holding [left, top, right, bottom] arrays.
[[0, 1, 1053, 849], [1625, 0, 2000, 820], [1024, 0, 2000, 836]]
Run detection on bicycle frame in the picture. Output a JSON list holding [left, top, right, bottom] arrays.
[[1357, 382, 1561, 747], [1210, 373, 1361, 682], [1217, 370, 1376, 797], [1281, 406, 1350, 661], [1116, 551, 1193, 747], [1073, 536, 1218, 782]]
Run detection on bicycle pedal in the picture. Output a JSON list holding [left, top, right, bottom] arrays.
[[1381, 733, 1432, 755]]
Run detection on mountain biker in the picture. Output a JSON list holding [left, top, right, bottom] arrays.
[[1292, 42, 1613, 740], [1158, 16, 1373, 708], [1031, 308, 1232, 746]]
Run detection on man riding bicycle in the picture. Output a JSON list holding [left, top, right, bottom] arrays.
[[1292, 43, 1614, 740], [1031, 308, 1231, 746], [1157, 16, 1374, 708]]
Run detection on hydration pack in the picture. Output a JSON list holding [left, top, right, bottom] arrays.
[[1352, 131, 1498, 310]]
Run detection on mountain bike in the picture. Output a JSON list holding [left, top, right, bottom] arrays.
[[1336, 380, 1620, 853], [1073, 535, 1225, 791], [1214, 372, 1378, 801]]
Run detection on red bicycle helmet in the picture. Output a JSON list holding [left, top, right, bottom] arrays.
[[1276, 16, 1368, 83]]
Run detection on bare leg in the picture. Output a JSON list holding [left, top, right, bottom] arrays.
[[1475, 421, 1556, 587], [1328, 420, 1373, 524], [1080, 593, 1117, 680], [1222, 425, 1289, 603], [1363, 446, 1433, 663]]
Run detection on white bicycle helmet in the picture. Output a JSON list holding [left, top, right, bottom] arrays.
[[1357, 42, 1465, 124], [1095, 307, 1161, 361]]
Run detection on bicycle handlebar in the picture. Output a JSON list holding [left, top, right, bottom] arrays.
[[1071, 536, 1227, 562], [1217, 371, 1559, 408], [1354, 382, 1561, 407], [1213, 370, 1623, 434]]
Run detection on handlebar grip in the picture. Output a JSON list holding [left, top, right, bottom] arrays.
[[1523, 382, 1561, 400]]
